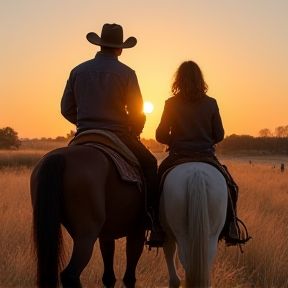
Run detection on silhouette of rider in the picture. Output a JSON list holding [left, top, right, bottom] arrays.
[[61, 23, 164, 246]]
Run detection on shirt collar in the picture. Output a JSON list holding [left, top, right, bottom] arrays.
[[95, 51, 118, 59]]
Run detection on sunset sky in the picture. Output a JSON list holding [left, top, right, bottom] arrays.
[[1, 0, 287, 140]]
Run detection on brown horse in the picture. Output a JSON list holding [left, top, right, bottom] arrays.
[[30, 145, 146, 288]]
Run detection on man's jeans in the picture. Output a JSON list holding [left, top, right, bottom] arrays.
[[113, 131, 158, 212]]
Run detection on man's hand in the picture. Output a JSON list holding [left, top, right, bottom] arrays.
[[129, 113, 146, 137]]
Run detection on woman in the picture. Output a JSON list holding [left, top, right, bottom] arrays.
[[156, 61, 247, 246], [156, 60, 224, 162]]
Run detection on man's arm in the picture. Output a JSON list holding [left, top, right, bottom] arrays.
[[125, 71, 146, 136], [61, 79, 77, 125], [211, 101, 225, 144]]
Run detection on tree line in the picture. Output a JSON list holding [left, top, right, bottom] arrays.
[[259, 125, 288, 138], [1, 126, 288, 154], [216, 134, 288, 155]]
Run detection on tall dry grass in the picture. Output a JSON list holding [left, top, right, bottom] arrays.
[[213, 155, 288, 288], [0, 153, 288, 287], [0, 150, 45, 169]]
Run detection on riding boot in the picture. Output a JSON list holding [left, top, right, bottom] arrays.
[[221, 165, 248, 245], [226, 199, 240, 241], [144, 193, 166, 249]]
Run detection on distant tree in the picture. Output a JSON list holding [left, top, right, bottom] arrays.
[[55, 136, 67, 141], [0, 127, 21, 149], [275, 126, 287, 138], [259, 128, 273, 138], [66, 130, 76, 139], [284, 125, 288, 137]]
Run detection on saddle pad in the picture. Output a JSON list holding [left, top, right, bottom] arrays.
[[84, 142, 143, 192], [69, 129, 139, 166], [159, 155, 234, 192]]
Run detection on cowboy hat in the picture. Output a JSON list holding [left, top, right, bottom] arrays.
[[86, 23, 137, 49]]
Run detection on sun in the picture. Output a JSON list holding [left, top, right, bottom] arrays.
[[143, 101, 154, 114]]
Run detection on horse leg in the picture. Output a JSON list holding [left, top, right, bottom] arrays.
[[60, 235, 98, 288], [99, 238, 117, 288], [122, 230, 145, 288], [160, 185, 182, 288], [163, 228, 181, 288]]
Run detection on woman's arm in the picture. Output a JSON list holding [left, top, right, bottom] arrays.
[[156, 100, 172, 145], [211, 101, 225, 144]]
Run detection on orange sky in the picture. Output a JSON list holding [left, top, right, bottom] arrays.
[[1, 1, 287, 140]]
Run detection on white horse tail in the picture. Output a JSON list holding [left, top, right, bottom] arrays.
[[186, 168, 209, 288]]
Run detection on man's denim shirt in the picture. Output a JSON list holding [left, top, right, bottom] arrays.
[[61, 51, 144, 134]]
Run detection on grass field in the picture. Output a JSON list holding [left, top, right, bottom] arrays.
[[0, 150, 288, 287]]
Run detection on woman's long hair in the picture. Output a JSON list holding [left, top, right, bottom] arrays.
[[171, 61, 208, 103]]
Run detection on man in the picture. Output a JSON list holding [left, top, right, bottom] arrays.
[[61, 23, 164, 246]]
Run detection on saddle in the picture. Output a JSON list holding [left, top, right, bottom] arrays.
[[158, 152, 251, 252], [68, 129, 145, 192]]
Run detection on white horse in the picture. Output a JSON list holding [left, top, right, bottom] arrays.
[[159, 162, 228, 288]]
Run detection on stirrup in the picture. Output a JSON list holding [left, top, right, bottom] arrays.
[[144, 230, 165, 250], [144, 208, 165, 250], [224, 217, 252, 253]]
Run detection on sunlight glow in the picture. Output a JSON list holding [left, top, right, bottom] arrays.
[[143, 102, 154, 114]]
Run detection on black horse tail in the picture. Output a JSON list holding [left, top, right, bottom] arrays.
[[33, 154, 66, 287]]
